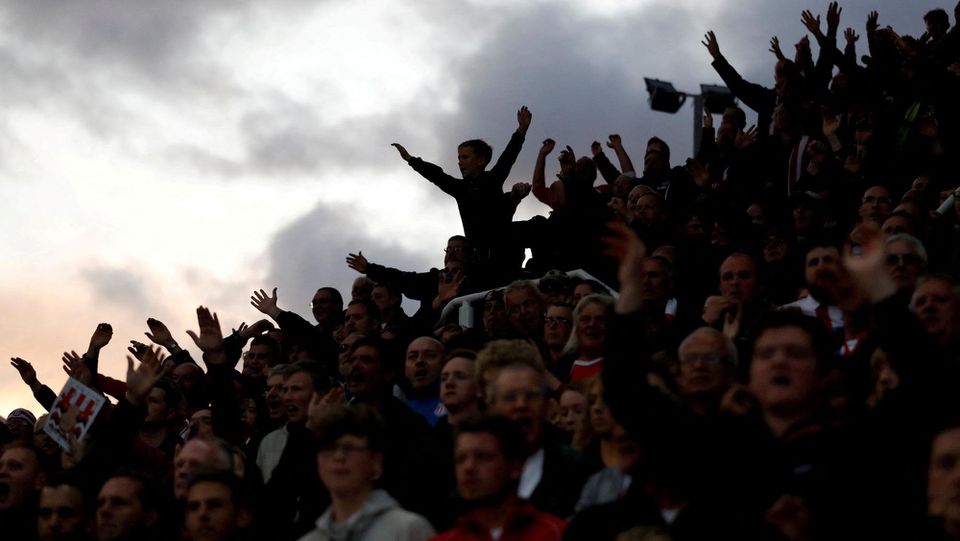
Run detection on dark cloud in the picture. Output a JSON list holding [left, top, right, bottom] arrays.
[[265, 199, 435, 308], [80, 265, 150, 311]]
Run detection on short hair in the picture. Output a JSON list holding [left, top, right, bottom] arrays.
[[503, 280, 543, 303], [443, 348, 477, 367], [102, 469, 162, 511], [646, 136, 671, 162], [250, 335, 281, 361], [678, 326, 739, 367], [285, 360, 336, 394], [750, 311, 835, 373], [350, 336, 401, 375], [186, 470, 252, 509], [885, 233, 929, 265], [267, 363, 293, 378], [562, 294, 614, 357], [372, 282, 402, 299], [476, 340, 545, 401], [314, 404, 386, 454], [152, 378, 184, 411], [924, 8, 950, 28], [455, 415, 528, 463], [347, 299, 382, 322], [458, 139, 493, 167], [723, 106, 747, 130], [317, 287, 344, 308]]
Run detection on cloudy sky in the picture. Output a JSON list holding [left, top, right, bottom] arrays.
[[0, 0, 941, 416]]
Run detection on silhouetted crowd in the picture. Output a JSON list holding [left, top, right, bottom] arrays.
[[3, 3, 960, 540]]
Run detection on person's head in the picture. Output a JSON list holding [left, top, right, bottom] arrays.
[[338, 332, 365, 377], [586, 377, 615, 437], [924, 8, 950, 39], [859, 185, 893, 224], [911, 275, 960, 346], [242, 336, 279, 378], [314, 405, 385, 499], [627, 184, 656, 219], [722, 106, 747, 130], [638, 256, 674, 307], [0, 443, 45, 512], [444, 235, 470, 265], [189, 409, 214, 440], [343, 337, 398, 400], [563, 294, 613, 359], [719, 253, 760, 306], [763, 229, 791, 263], [474, 339, 545, 398], [555, 381, 588, 433], [143, 378, 182, 427], [404, 336, 444, 391], [543, 303, 574, 351], [929, 425, 960, 533], [95, 472, 160, 541], [282, 361, 335, 424], [344, 299, 381, 336], [351, 277, 375, 302], [644, 137, 670, 174], [264, 364, 291, 422], [635, 193, 665, 227], [803, 243, 842, 302], [6, 408, 36, 442], [458, 139, 492, 179], [171, 362, 205, 400], [371, 283, 402, 317], [173, 438, 233, 500], [312, 287, 344, 326], [184, 472, 252, 541], [486, 363, 548, 450], [791, 192, 823, 233], [453, 415, 527, 503], [38, 482, 86, 541], [748, 311, 832, 423], [482, 290, 508, 339], [504, 281, 545, 338], [676, 327, 738, 402], [440, 350, 482, 416], [884, 234, 928, 294], [538, 270, 573, 306], [882, 211, 918, 237]]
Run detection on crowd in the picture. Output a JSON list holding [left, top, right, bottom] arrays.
[[3, 2, 960, 540]]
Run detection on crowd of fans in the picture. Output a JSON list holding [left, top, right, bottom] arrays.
[[3, 2, 960, 540]]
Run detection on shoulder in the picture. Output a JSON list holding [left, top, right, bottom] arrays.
[[376, 508, 436, 539]]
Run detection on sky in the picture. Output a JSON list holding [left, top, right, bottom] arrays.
[[0, 0, 944, 417]]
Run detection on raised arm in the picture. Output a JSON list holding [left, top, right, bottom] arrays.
[[185, 305, 228, 367], [606, 134, 635, 176], [532, 138, 555, 206], [487, 105, 531, 183], [703, 31, 777, 117]]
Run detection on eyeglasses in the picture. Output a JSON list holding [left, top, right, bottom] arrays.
[[544, 316, 572, 326], [318, 441, 369, 457], [885, 253, 922, 266]]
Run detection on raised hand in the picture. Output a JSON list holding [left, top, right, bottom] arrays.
[[88, 323, 113, 351], [769, 36, 786, 61], [842, 223, 896, 303], [517, 105, 532, 134], [822, 107, 841, 137], [606, 134, 623, 149], [127, 340, 149, 361], [558, 145, 576, 171], [866, 11, 878, 34], [686, 158, 711, 187], [391, 143, 411, 162], [801, 9, 822, 38], [539, 138, 556, 156], [702, 295, 731, 326], [145, 318, 180, 352], [723, 303, 743, 340], [826, 1, 842, 36], [511, 182, 532, 200], [591, 141, 603, 156], [844, 27, 859, 45], [10, 357, 39, 388], [735, 125, 759, 149], [238, 319, 274, 341], [306, 388, 346, 432], [251, 288, 282, 319], [62, 350, 93, 387], [432, 267, 465, 310], [185, 306, 225, 357], [702, 31, 721, 59], [125, 345, 167, 406], [346, 252, 369, 273]]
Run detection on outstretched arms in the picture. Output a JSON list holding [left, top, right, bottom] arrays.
[[532, 138, 555, 206]]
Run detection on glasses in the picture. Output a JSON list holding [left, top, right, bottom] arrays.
[[679, 353, 726, 365], [544, 316, 572, 326], [885, 253, 922, 266], [318, 441, 369, 457]]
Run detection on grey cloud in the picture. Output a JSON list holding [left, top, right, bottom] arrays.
[[80, 265, 150, 311], [265, 199, 434, 309]]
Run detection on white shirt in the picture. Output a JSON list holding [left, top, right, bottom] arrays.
[[781, 295, 844, 330], [256, 424, 288, 484], [518, 447, 545, 499]]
